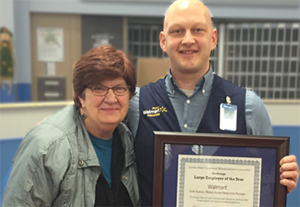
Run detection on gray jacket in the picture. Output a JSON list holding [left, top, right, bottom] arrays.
[[2, 104, 140, 207]]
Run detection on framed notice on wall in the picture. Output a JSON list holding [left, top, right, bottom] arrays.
[[37, 27, 64, 62]]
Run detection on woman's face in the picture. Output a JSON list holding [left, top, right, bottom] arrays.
[[79, 77, 130, 138]]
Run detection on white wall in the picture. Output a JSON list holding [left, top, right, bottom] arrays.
[[0, 102, 299, 139], [0, 102, 71, 139], [265, 102, 300, 126], [13, 0, 31, 84], [0, 0, 14, 33]]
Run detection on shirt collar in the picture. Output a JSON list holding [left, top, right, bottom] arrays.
[[165, 65, 214, 95]]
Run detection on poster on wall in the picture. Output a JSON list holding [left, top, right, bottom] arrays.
[[91, 33, 114, 48], [37, 27, 64, 62]]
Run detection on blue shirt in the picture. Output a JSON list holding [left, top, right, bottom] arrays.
[[89, 132, 113, 187], [126, 67, 273, 137]]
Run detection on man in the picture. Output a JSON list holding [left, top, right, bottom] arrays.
[[125, 0, 299, 206]]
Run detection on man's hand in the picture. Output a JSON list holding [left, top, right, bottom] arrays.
[[279, 155, 299, 193]]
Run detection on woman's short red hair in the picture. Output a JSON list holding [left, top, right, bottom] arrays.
[[73, 45, 136, 108]]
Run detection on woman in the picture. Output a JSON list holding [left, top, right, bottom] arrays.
[[2, 45, 140, 206]]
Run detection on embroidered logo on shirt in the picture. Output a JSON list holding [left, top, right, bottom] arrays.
[[143, 106, 168, 117]]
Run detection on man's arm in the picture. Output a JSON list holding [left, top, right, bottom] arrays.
[[124, 87, 140, 139], [245, 90, 299, 193], [245, 90, 272, 136]]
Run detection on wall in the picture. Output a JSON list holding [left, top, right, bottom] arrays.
[[11, 0, 300, 101], [30, 13, 82, 101], [81, 15, 123, 54], [20, 0, 300, 18], [0, 102, 72, 138], [265, 101, 300, 125], [0, 0, 14, 43], [1, 102, 298, 139], [272, 126, 300, 207], [12, 0, 31, 101]]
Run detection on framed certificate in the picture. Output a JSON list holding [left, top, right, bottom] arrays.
[[152, 131, 289, 207]]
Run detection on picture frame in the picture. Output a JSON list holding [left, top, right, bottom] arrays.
[[152, 131, 289, 207]]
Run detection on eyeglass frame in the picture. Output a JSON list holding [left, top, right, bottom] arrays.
[[87, 84, 131, 96]]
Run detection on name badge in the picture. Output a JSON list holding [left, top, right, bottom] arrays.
[[219, 96, 237, 131]]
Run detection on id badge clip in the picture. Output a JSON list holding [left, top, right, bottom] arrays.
[[219, 96, 237, 131]]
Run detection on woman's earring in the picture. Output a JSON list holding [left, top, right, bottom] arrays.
[[81, 113, 87, 120]]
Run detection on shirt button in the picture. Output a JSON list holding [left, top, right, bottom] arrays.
[[186, 99, 190, 104], [202, 89, 205, 94], [123, 176, 128, 181], [79, 160, 84, 165], [184, 124, 188, 128]]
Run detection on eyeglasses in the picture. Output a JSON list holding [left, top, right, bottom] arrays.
[[89, 85, 130, 96]]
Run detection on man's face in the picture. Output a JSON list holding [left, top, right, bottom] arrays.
[[160, 2, 217, 75]]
